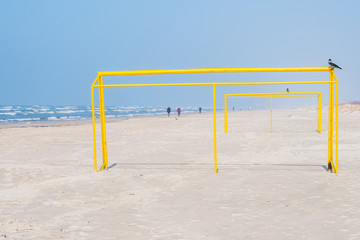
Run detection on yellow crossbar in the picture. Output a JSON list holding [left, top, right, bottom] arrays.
[[93, 81, 334, 88], [98, 67, 331, 76]]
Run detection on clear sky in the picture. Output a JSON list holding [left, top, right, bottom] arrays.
[[1, 0, 359, 108]]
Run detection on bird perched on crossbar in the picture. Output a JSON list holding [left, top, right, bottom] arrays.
[[328, 59, 342, 70], [286, 88, 289, 93]]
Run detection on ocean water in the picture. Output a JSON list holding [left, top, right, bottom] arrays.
[[0, 105, 211, 124]]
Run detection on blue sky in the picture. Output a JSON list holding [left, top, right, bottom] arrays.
[[0, 0, 358, 108]]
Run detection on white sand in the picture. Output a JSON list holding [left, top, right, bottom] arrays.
[[0, 107, 360, 239]]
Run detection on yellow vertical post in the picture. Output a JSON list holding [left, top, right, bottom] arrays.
[[91, 84, 97, 171], [99, 75, 108, 170], [320, 93, 322, 133], [213, 85, 218, 173], [270, 96, 273, 132], [224, 95, 228, 133], [328, 70, 334, 171], [317, 95, 320, 133], [335, 73, 339, 174]]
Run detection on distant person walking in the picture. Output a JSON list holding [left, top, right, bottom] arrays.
[[199, 107, 202, 114], [177, 107, 181, 117], [167, 107, 171, 117]]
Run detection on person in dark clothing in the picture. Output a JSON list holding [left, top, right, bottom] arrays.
[[199, 107, 202, 114], [167, 107, 171, 117]]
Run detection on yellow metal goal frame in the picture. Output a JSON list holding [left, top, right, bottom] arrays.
[[224, 92, 322, 133], [91, 67, 339, 174]]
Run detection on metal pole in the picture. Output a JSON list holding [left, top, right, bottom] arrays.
[[335, 73, 339, 174], [98, 66, 331, 77], [320, 93, 322, 133], [317, 95, 320, 133], [91, 85, 97, 171], [328, 71, 334, 171], [95, 81, 335, 88], [271, 97, 273, 132], [224, 95, 228, 133], [213, 85, 218, 173], [99, 75, 108, 170]]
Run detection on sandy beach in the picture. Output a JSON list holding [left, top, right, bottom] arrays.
[[1, 107, 360, 239]]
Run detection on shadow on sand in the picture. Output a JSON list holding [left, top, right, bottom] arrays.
[[105, 162, 328, 172]]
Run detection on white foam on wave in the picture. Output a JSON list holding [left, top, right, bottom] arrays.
[[0, 112, 16, 116], [149, 108, 164, 112], [2, 117, 41, 122], [56, 106, 78, 110], [56, 110, 85, 114], [40, 111, 55, 114], [112, 109, 130, 113], [48, 117, 61, 121], [0, 106, 14, 110], [38, 108, 51, 112]]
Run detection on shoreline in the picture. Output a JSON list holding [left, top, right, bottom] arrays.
[[0, 105, 213, 129], [0, 111, 213, 129]]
